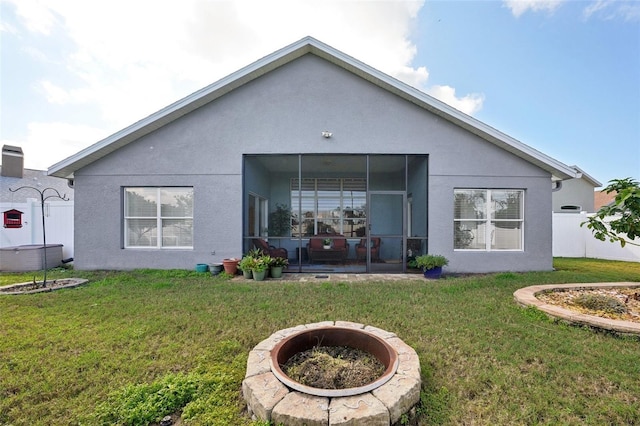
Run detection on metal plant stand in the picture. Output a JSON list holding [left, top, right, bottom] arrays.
[[8, 185, 69, 286]]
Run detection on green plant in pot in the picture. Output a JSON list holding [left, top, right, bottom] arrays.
[[269, 257, 289, 279], [415, 254, 449, 279], [238, 256, 256, 279], [251, 255, 271, 281], [269, 203, 293, 237]]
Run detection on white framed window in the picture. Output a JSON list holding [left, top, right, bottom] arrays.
[[124, 187, 193, 249], [454, 189, 524, 251], [291, 178, 366, 237]]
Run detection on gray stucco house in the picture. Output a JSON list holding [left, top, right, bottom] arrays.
[[49, 37, 579, 273]]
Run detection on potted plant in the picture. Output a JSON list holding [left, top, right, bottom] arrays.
[[269, 257, 289, 278], [222, 258, 240, 275], [415, 254, 449, 279], [238, 256, 256, 279], [406, 257, 419, 273], [251, 255, 271, 281], [269, 203, 293, 237], [323, 238, 332, 249]]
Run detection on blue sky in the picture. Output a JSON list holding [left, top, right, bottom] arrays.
[[1, 0, 638, 185]]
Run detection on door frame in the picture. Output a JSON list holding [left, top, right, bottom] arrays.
[[367, 190, 407, 272]]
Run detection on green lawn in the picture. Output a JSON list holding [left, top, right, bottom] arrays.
[[1, 258, 639, 425]]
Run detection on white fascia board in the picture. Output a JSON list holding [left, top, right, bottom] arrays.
[[570, 165, 603, 187]]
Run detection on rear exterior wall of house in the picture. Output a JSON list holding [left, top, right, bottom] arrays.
[[72, 54, 552, 273]]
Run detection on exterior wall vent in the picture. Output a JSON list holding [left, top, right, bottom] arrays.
[[1, 145, 24, 178], [560, 205, 582, 212]]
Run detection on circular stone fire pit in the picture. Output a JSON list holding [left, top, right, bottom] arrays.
[[242, 321, 421, 425]]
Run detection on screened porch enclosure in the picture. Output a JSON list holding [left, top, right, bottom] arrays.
[[243, 154, 428, 273]]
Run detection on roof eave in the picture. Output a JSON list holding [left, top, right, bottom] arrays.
[[48, 36, 578, 182]]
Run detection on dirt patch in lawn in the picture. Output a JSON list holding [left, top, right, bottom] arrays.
[[537, 287, 640, 323]]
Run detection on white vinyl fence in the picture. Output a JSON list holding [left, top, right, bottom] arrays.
[[553, 212, 640, 262], [0, 200, 74, 259]]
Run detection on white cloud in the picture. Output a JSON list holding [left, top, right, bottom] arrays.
[[427, 85, 485, 116], [1, 122, 110, 170], [5, 0, 59, 34], [4, 0, 486, 169], [503, 0, 563, 17], [583, 0, 640, 21], [583, 0, 610, 19]]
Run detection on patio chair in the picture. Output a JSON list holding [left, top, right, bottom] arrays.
[[355, 237, 381, 262], [252, 238, 288, 259]]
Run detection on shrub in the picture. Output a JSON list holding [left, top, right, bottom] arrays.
[[573, 293, 627, 314], [270, 257, 289, 268], [94, 372, 200, 425], [414, 254, 449, 270]]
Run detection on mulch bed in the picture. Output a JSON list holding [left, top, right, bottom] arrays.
[[537, 287, 640, 323], [0, 278, 88, 295], [282, 345, 385, 389]]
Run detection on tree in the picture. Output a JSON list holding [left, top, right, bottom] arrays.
[[582, 178, 640, 247]]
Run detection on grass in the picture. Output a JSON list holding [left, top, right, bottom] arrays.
[[0, 258, 639, 425]]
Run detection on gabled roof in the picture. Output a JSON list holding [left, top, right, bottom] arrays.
[[48, 36, 578, 181], [570, 165, 602, 188]]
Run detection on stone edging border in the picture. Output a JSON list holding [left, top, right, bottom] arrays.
[[0, 278, 88, 295], [242, 321, 421, 425], [513, 282, 640, 335]]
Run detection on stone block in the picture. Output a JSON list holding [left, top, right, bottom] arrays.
[[335, 321, 365, 329], [364, 326, 396, 340], [386, 337, 421, 377], [276, 324, 308, 338], [329, 393, 389, 425], [245, 349, 271, 378], [254, 334, 284, 351], [272, 391, 329, 426], [372, 374, 421, 424], [305, 321, 336, 329], [242, 372, 289, 421]]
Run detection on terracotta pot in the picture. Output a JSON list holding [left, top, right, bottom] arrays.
[[222, 258, 239, 275]]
